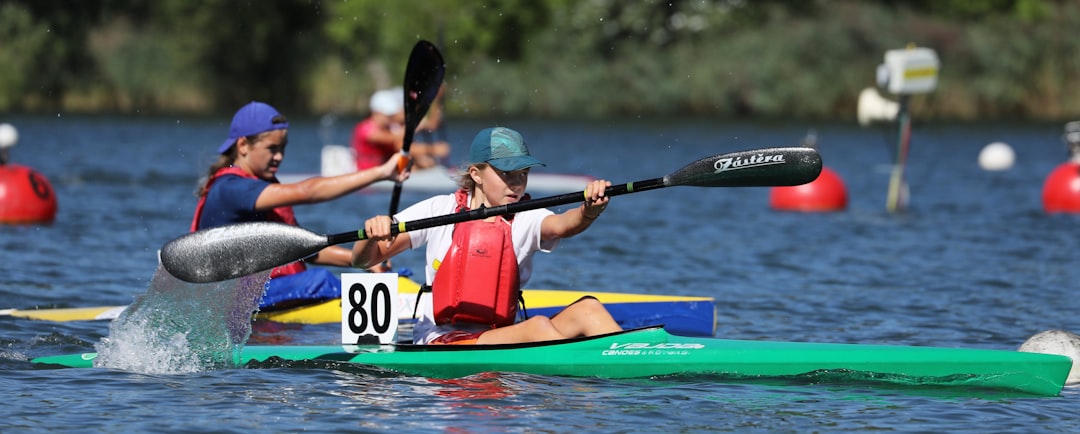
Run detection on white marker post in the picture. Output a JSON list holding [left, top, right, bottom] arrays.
[[872, 46, 940, 213], [341, 273, 400, 345]]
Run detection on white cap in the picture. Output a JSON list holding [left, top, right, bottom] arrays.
[[369, 87, 404, 115], [1065, 121, 1080, 145], [0, 123, 17, 149]]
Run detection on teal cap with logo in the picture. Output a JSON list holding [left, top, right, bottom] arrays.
[[469, 127, 545, 172]]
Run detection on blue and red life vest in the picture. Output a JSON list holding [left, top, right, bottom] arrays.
[[190, 166, 307, 278]]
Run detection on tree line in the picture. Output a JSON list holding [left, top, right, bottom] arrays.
[[1, 0, 1076, 121]]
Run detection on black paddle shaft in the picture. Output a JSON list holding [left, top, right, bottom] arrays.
[[330, 178, 665, 246], [329, 146, 822, 245]]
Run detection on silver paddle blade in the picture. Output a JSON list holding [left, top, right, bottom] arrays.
[[161, 222, 329, 283]]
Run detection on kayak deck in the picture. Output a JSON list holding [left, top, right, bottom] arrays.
[[32, 327, 1071, 396], [259, 288, 716, 337], [0, 305, 126, 322], [5, 281, 717, 337]]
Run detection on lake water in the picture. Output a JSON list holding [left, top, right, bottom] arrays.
[[2, 114, 1079, 432]]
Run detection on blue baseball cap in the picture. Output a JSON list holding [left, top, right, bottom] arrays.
[[218, 101, 289, 154], [469, 127, 544, 172]]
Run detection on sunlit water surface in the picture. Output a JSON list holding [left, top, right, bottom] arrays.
[[2, 114, 1079, 432]]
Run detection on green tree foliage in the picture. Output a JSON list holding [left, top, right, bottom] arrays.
[[0, 3, 48, 110], [1, 0, 107, 110], [0, 0, 1076, 120], [138, 0, 325, 111]]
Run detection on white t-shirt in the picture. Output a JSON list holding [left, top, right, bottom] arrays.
[[396, 192, 558, 344]]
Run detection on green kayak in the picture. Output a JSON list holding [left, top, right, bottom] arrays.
[[31, 327, 1071, 396]]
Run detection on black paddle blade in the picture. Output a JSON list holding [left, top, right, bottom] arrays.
[[161, 222, 329, 283], [664, 147, 822, 188], [403, 40, 446, 139], [390, 40, 447, 216]]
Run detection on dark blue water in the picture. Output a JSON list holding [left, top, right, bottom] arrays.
[[3, 114, 1079, 432]]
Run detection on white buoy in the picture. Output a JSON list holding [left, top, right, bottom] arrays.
[[1018, 329, 1080, 384], [0, 123, 17, 149], [978, 141, 1015, 171]]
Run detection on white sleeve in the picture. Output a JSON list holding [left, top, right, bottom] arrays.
[[513, 208, 558, 253], [394, 194, 456, 250], [512, 208, 557, 286]]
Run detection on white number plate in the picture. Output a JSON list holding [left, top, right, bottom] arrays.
[[341, 273, 400, 345]]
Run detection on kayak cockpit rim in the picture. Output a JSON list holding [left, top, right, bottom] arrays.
[[389, 325, 667, 352]]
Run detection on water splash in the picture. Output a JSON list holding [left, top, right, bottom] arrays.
[[93, 265, 269, 374]]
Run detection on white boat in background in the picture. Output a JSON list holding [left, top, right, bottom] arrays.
[[278, 145, 595, 194]]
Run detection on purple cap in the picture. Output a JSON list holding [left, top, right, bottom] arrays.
[[218, 101, 289, 154]]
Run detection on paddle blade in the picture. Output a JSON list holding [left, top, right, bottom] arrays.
[[160, 222, 329, 283], [391, 40, 447, 217], [402, 40, 446, 143], [665, 147, 822, 188]]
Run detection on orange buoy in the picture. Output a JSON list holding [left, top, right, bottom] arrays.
[[1041, 162, 1080, 213], [769, 166, 848, 212], [0, 163, 58, 224]]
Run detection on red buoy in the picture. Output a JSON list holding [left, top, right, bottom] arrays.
[[1042, 162, 1080, 213], [769, 166, 848, 212], [0, 163, 58, 224]]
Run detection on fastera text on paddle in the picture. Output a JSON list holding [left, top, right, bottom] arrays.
[[602, 342, 705, 356], [713, 153, 786, 173]]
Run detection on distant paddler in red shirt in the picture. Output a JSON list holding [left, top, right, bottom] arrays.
[[352, 87, 448, 171]]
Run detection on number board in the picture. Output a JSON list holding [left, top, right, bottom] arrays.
[[341, 273, 400, 345]]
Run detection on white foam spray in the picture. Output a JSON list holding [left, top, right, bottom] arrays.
[[94, 265, 269, 374]]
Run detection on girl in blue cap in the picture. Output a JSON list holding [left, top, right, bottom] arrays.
[[352, 126, 622, 344], [192, 101, 409, 310]]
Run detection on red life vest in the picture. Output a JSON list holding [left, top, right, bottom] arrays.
[[430, 189, 521, 327], [190, 166, 306, 278]]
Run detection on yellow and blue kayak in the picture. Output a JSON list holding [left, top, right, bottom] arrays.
[[3, 276, 717, 337]]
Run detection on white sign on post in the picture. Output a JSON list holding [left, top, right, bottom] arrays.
[[341, 273, 400, 345]]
